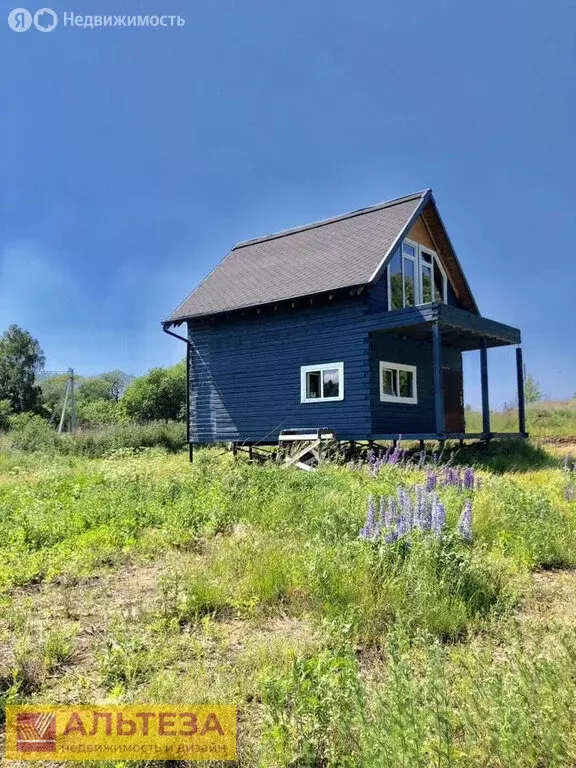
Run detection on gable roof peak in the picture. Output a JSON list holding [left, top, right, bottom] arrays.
[[233, 189, 431, 250], [165, 187, 480, 322]]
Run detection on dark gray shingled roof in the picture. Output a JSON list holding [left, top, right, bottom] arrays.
[[166, 189, 477, 322]]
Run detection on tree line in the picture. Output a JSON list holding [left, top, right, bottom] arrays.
[[0, 324, 186, 430]]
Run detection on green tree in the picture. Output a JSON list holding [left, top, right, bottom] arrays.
[[78, 371, 131, 404], [77, 398, 126, 427], [0, 325, 45, 413], [524, 374, 544, 404], [40, 373, 71, 421], [0, 399, 12, 431], [121, 362, 186, 422]]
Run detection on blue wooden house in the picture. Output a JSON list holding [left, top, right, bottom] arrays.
[[163, 190, 526, 452]]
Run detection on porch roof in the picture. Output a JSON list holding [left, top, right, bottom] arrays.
[[367, 303, 520, 350]]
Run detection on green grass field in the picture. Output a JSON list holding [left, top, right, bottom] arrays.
[[1, 442, 576, 766], [465, 399, 576, 437]]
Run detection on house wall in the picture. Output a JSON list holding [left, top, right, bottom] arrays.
[[369, 331, 462, 435], [187, 297, 372, 443]]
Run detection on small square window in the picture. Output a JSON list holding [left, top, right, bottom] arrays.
[[379, 361, 417, 404], [301, 363, 344, 403]]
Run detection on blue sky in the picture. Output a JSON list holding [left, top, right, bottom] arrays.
[[1, 0, 575, 408]]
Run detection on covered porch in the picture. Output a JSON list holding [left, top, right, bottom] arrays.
[[366, 303, 526, 442]]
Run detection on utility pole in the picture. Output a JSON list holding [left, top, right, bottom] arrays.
[[57, 368, 76, 434], [69, 368, 76, 433]]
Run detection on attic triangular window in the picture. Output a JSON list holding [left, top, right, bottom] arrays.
[[388, 236, 448, 310]]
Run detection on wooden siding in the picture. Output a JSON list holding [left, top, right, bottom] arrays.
[[407, 216, 435, 249], [188, 298, 372, 443], [369, 332, 461, 435], [185, 297, 519, 444]]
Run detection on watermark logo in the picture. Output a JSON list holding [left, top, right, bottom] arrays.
[[6, 705, 237, 761], [8, 9, 185, 30], [34, 7, 58, 31], [8, 8, 32, 31], [16, 712, 57, 753], [7, 7, 58, 31]]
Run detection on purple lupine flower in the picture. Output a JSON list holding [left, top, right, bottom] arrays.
[[476, 476, 483, 491], [386, 496, 397, 529], [426, 470, 437, 492], [421, 490, 432, 532], [458, 499, 473, 542], [378, 495, 387, 530], [418, 450, 427, 469], [396, 511, 409, 538], [384, 529, 398, 544], [431, 495, 446, 538], [413, 484, 426, 531], [433, 452, 439, 464], [367, 449, 376, 467], [396, 490, 411, 538], [444, 467, 462, 488], [360, 495, 377, 540], [397, 488, 413, 528], [463, 467, 475, 491]]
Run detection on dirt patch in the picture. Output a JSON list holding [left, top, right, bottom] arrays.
[[517, 569, 576, 628]]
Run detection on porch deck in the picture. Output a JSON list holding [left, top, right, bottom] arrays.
[[366, 303, 527, 440]]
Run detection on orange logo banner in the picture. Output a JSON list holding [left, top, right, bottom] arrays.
[[5, 705, 236, 761]]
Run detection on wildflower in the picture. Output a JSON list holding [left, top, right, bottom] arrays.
[[421, 489, 432, 533], [463, 467, 475, 491], [386, 496, 397, 529], [396, 492, 411, 538], [384, 529, 398, 544], [431, 495, 445, 538], [458, 499, 473, 542], [426, 470, 437, 492], [397, 488, 413, 529], [360, 495, 377, 540], [565, 484, 575, 502], [413, 484, 426, 531]]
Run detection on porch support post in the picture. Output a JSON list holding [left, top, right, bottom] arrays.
[[480, 340, 490, 437], [432, 322, 444, 436], [516, 346, 526, 435]]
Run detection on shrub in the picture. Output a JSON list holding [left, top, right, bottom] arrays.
[[0, 399, 12, 431], [261, 648, 364, 767], [7, 412, 58, 452], [364, 625, 576, 767]]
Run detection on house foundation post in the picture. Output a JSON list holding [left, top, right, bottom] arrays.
[[480, 340, 490, 439], [432, 322, 444, 436], [516, 346, 526, 436]]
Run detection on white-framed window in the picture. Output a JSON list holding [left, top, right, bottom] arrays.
[[300, 362, 344, 403], [388, 238, 448, 310], [379, 361, 418, 404]]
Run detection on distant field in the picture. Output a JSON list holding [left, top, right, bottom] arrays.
[[466, 398, 576, 437], [0, 442, 575, 766]]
